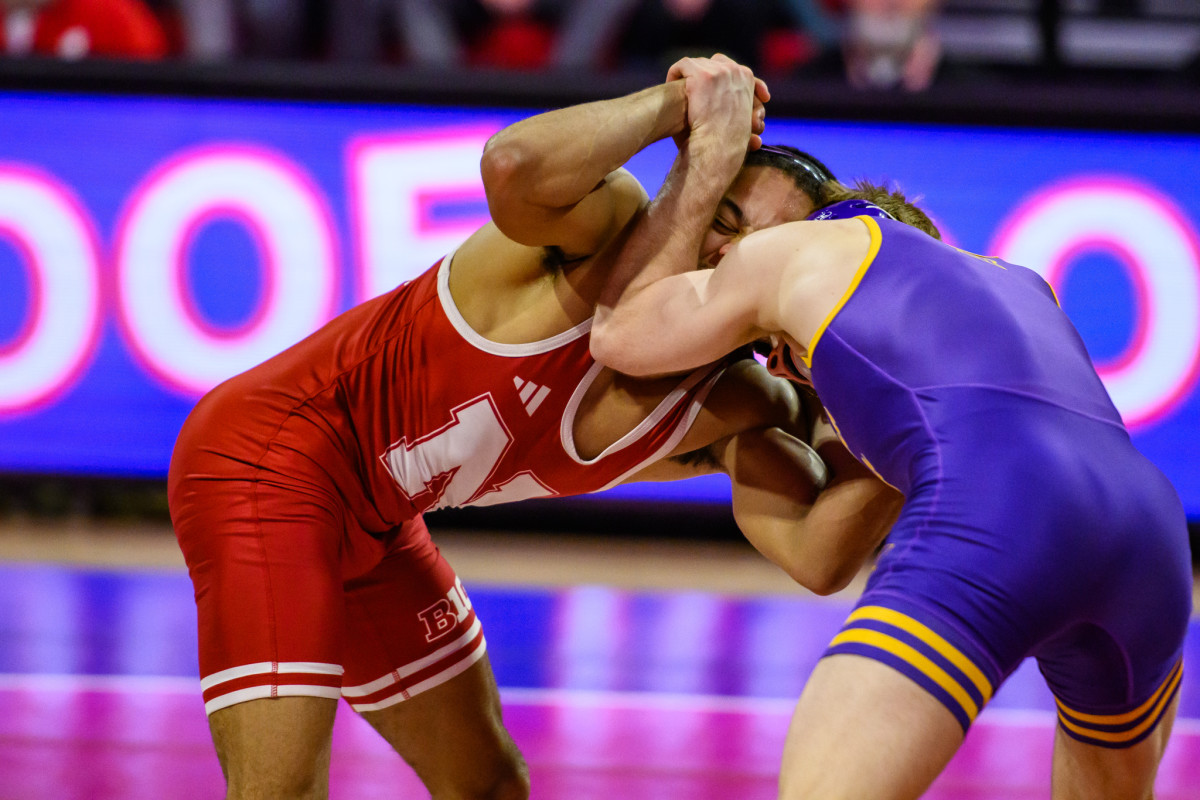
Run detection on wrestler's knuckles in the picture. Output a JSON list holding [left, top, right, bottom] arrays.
[[669, 54, 754, 98], [685, 63, 754, 132]]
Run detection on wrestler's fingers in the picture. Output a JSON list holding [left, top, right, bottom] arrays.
[[666, 54, 710, 83], [755, 77, 771, 103], [711, 53, 759, 93]]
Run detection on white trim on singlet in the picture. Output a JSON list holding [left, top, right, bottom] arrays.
[[559, 362, 726, 472], [344, 635, 489, 713], [199, 660, 343, 692], [205, 684, 342, 715], [341, 616, 484, 697], [437, 249, 592, 356], [199, 661, 344, 715], [594, 367, 726, 492]]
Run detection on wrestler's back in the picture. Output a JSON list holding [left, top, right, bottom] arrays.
[[814, 217, 1135, 493], [809, 216, 1191, 674]]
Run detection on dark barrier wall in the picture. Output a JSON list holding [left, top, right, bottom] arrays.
[[2, 61, 1199, 518]]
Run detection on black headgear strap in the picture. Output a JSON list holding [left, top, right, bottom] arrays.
[[755, 145, 835, 188]]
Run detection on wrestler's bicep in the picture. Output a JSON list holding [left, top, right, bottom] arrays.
[[489, 168, 647, 255], [668, 358, 805, 457], [620, 443, 726, 484]]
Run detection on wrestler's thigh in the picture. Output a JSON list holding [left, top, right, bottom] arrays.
[[340, 523, 527, 797], [175, 475, 347, 708], [361, 654, 528, 798], [209, 695, 338, 800], [780, 654, 963, 800], [1051, 691, 1179, 800]]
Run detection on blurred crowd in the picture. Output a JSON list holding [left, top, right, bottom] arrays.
[[4, 0, 1196, 91], [0, 0, 945, 90]]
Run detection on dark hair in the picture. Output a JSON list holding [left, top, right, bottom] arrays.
[[744, 145, 837, 206]]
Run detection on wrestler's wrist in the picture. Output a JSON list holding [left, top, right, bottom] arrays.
[[684, 131, 747, 183], [643, 80, 690, 145]]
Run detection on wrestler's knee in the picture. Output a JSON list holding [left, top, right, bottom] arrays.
[[468, 743, 530, 800], [421, 731, 529, 800]]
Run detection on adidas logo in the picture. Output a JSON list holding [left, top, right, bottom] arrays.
[[512, 376, 550, 416]]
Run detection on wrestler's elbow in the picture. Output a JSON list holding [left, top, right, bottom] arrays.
[[770, 543, 853, 595], [589, 318, 653, 376], [588, 322, 619, 366], [780, 520, 865, 596], [480, 133, 524, 191], [797, 561, 858, 597], [745, 520, 857, 597], [481, 136, 539, 226]]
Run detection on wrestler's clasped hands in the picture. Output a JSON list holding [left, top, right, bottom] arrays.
[[666, 53, 770, 151]]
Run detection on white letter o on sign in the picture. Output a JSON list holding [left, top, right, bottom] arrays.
[[991, 178, 1200, 429], [0, 167, 100, 413], [116, 147, 338, 395]]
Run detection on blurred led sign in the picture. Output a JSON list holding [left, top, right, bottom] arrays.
[[1, 93, 1197, 515]]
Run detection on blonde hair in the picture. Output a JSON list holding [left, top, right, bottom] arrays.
[[819, 179, 941, 240]]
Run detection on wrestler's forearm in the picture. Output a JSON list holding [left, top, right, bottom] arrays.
[[811, 489, 899, 590], [481, 81, 686, 213], [802, 445, 903, 593], [589, 134, 750, 376], [722, 428, 836, 593], [597, 134, 743, 312], [729, 432, 901, 596], [746, 487, 897, 597]]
